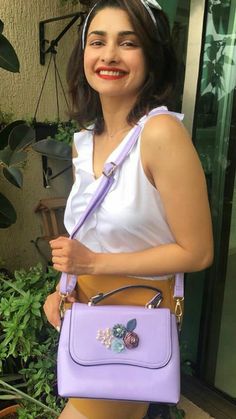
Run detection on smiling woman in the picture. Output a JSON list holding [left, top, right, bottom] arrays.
[[67, 0, 177, 135], [43, 1, 213, 418], [83, 8, 147, 108]]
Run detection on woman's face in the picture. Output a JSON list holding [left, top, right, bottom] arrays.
[[83, 7, 147, 101]]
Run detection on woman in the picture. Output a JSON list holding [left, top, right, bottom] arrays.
[[44, 1, 213, 418]]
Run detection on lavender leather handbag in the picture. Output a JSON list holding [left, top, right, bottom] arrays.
[[57, 109, 184, 403]]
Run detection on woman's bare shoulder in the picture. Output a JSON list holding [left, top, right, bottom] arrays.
[[142, 113, 190, 152], [141, 113, 202, 185]]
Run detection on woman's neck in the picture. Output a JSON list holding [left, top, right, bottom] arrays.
[[99, 96, 136, 136]]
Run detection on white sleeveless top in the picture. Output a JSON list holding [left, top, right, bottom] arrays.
[[64, 106, 184, 280]]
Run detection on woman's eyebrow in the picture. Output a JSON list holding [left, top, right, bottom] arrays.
[[87, 30, 137, 38], [87, 30, 106, 37], [118, 31, 137, 36]]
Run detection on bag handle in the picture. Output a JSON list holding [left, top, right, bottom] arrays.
[[88, 285, 163, 309]]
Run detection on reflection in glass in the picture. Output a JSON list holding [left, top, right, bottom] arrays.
[[194, 0, 236, 398]]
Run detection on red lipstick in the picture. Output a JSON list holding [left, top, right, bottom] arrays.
[[96, 67, 127, 80]]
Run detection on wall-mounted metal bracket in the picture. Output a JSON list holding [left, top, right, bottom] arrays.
[[39, 12, 86, 65]]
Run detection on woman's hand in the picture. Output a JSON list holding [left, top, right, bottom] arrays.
[[43, 290, 77, 330], [50, 236, 95, 275]]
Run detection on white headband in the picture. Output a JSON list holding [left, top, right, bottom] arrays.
[[140, 0, 162, 26], [81, 0, 162, 49]]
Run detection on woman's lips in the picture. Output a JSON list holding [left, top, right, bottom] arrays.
[[96, 68, 127, 80]]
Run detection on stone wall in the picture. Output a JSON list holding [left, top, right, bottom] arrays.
[[0, 0, 81, 271]]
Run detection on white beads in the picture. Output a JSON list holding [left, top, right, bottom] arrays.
[[96, 328, 114, 349]]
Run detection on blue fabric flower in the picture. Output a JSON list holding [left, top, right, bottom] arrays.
[[111, 338, 125, 353]]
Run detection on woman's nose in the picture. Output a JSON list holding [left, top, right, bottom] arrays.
[[101, 44, 119, 64]]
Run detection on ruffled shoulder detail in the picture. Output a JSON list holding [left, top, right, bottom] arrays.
[[139, 106, 184, 126], [73, 127, 94, 177]]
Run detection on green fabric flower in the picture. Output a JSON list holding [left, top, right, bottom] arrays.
[[112, 324, 127, 338]]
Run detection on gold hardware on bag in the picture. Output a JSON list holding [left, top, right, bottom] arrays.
[[59, 292, 69, 319], [145, 298, 162, 309], [174, 297, 184, 330]]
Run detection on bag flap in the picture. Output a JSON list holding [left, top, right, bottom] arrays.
[[69, 303, 174, 369]]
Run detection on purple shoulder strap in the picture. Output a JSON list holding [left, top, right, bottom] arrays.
[[60, 109, 184, 299]]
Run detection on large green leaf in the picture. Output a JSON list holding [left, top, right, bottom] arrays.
[[32, 139, 72, 160], [0, 193, 17, 228], [0, 20, 3, 34], [10, 150, 27, 166], [206, 44, 218, 61], [0, 33, 20, 72], [0, 120, 25, 150], [205, 34, 214, 44], [0, 145, 27, 167], [0, 146, 12, 166], [9, 123, 35, 151], [3, 167, 23, 188]]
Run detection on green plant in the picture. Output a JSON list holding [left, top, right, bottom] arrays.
[[0, 264, 64, 417], [201, 34, 235, 99], [0, 20, 34, 229], [0, 20, 19, 73], [50, 121, 76, 145], [170, 406, 185, 418], [0, 109, 13, 131]]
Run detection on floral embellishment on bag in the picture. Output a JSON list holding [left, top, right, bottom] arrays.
[[111, 338, 125, 353], [123, 331, 139, 349], [96, 319, 139, 353], [112, 324, 127, 338]]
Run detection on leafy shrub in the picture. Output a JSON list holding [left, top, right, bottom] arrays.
[[0, 264, 64, 417]]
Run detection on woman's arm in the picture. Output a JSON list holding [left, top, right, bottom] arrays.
[[43, 140, 79, 330], [50, 116, 213, 277]]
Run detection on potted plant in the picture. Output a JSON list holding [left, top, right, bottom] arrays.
[[0, 121, 35, 228], [31, 120, 75, 188]]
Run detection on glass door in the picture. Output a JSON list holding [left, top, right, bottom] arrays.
[[215, 168, 236, 397], [192, 0, 236, 399]]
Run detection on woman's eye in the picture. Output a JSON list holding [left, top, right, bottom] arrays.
[[120, 41, 137, 48], [89, 40, 104, 47]]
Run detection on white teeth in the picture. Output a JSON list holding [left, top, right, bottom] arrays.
[[99, 70, 123, 76]]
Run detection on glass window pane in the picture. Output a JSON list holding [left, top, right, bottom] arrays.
[[194, 0, 236, 397]]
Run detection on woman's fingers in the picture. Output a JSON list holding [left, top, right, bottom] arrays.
[[43, 290, 78, 330], [50, 237, 95, 275], [43, 291, 61, 329], [67, 295, 77, 303]]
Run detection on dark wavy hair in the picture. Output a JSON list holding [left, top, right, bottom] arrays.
[[67, 0, 177, 133]]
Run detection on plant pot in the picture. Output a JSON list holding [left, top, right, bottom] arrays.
[[0, 404, 19, 418], [33, 121, 59, 142]]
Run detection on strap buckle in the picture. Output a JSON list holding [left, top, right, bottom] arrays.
[[103, 162, 117, 178]]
